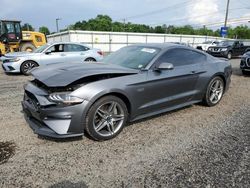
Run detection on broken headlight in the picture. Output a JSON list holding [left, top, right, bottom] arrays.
[[48, 92, 83, 104]]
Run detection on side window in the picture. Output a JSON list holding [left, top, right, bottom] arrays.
[[47, 44, 64, 53], [156, 48, 206, 67], [5, 23, 15, 33], [64, 44, 88, 52], [14, 23, 21, 34]]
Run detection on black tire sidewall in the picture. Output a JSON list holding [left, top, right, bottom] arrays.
[[204, 76, 224, 107], [85, 95, 128, 141], [242, 70, 249, 75]]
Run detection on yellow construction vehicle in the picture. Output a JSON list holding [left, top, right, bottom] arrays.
[[0, 20, 46, 56]]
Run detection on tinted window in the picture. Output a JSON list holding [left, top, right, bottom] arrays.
[[64, 44, 88, 52], [5, 22, 15, 33], [47, 44, 64, 53], [156, 48, 206, 67], [14, 23, 21, 34]]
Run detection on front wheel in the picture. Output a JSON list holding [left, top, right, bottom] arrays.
[[20, 61, 38, 75], [203, 77, 224, 107], [85, 96, 128, 141], [242, 70, 249, 75]]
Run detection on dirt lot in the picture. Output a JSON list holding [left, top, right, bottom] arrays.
[[0, 59, 249, 188]]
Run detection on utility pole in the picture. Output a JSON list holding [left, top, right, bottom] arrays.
[[224, 0, 230, 27], [123, 19, 126, 32], [56, 18, 61, 33]]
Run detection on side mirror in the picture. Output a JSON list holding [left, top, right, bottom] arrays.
[[45, 50, 52, 55], [157, 62, 174, 70]]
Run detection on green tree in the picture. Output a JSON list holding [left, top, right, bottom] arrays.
[[155, 25, 165, 33], [39, 26, 50, 35], [61, 14, 250, 39], [21, 23, 34, 31]]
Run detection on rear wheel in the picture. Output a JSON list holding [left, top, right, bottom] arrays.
[[203, 76, 224, 107], [20, 61, 38, 75], [20, 43, 36, 52], [84, 57, 96, 62], [85, 96, 128, 141]]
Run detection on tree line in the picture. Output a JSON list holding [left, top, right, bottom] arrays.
[[22, 15, 250, 39]]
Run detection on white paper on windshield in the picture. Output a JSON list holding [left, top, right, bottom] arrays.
[[141, 48, 156, 53]]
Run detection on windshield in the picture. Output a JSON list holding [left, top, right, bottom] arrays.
[[34, 44, 50, 53], [218, 41, 234, 46], [102, 46, 160, 69]]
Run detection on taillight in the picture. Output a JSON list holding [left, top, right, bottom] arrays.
[[97, 51, 103, 56]]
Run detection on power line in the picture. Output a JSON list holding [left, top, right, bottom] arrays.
[[147, 7, 248, 27], [238, 0, 250, 7], [117, 0, 196, 21]]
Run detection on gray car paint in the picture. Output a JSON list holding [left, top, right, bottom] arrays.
[[22, 43, 232, 138]]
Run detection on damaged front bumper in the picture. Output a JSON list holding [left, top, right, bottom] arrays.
[[22, 82, 91, 139]]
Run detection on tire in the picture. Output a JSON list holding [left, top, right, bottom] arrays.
[[227, 51, 232, 59], [20, 61, 38, 75], [84, 57, 96, 62], [20, 43, 36, 52], [203, 76, 225, 107], [242, 70, 249, 75], [85, 95, 128, 141]]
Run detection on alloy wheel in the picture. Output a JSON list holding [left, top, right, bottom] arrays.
[[209, 79, 224, 104], [93, 101, 125, 137], [22, 61, 37, 74]]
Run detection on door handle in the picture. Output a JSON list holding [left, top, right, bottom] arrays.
[[60, 54, 66, 56], [190, 70, 206, 74]]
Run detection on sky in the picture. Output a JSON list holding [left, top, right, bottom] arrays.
[[1, 0, 250, 32]]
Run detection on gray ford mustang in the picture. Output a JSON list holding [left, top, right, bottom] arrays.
[[22, 43, 232, 141]]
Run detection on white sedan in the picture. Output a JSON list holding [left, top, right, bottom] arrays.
[[1, 42, 104, 75]]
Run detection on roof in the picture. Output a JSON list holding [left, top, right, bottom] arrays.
[[132, 42, 184, 49], [0, 19, 21, 23]]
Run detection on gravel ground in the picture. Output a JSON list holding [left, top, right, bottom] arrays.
[[0, 59, 249, 188]]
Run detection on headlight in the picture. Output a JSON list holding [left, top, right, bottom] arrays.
[[220, 48, 228, 52], [48, 92, 83, 104], [4, 58, 20, 63]]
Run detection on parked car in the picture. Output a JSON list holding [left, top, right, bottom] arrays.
[[207, 40, 250, 59], [22, 43, 232, 141], [195, 40, 219, 51], [1, 42, 103, 75], [240, 51, 250, 75]]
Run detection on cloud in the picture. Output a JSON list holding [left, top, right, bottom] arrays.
[[187, 0, 224, 26]]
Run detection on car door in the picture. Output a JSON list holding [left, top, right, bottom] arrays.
[[63, 44, 89, 63], [139, 48, 206, 115], [39, 44, 67, 65]]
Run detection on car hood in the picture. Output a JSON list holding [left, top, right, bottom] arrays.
[[5, 52, 38, 58], [31, 62, 139, 87]]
